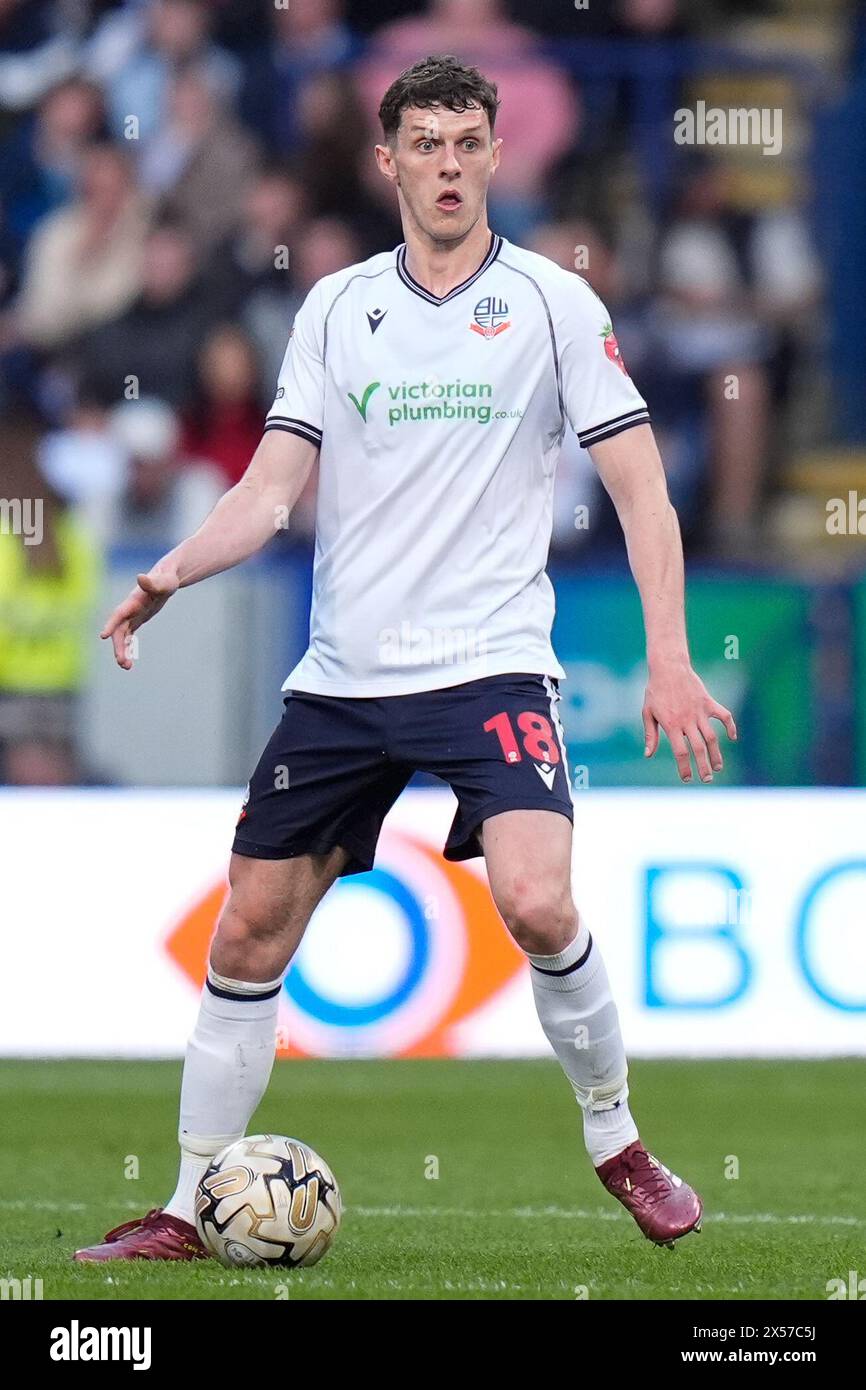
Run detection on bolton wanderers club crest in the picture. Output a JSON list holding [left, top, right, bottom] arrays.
[[470, 295, 511, 339]]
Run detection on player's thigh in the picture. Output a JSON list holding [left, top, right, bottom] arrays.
[[234, 691, 409, 876], [215, 845, 349, 959], [481, 808, 576, 951]]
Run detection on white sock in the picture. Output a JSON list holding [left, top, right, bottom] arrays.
[[164, 967, 282, 1223], [527, 919, 639, 1167], [164, 1149, 211, 1226]]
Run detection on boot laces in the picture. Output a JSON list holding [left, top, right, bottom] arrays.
[[623, 1150, 671, 1207], [103, 1208, 165, 1243]]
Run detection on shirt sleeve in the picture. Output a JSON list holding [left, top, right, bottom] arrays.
[[557, 275, 650, 449], [264, 284, 325, 449]]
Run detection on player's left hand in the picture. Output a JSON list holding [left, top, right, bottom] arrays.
[[642, 661, 737, 783]]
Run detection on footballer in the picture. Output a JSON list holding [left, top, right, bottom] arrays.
[[77, 55, 736, 1262]]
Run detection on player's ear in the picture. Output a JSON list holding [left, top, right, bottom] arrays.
[[374, 142, 398, 185], [490, 137, 503, 176]]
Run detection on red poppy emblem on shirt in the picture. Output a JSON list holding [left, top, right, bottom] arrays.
[[600, 322, 628, 376]]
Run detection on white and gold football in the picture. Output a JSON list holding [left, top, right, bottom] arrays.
[[195, 1134, 342, 1269]]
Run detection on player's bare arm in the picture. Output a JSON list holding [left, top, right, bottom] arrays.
[[100, 429, 319, 670], [590, 423, 737, 784]]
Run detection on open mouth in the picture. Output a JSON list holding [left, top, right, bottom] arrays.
[[437, 191, 463, 212]]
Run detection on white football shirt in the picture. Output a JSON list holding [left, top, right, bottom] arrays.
[[267, 233, 650, 696]]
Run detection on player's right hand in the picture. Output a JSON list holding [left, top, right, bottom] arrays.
[[100, 569, 180, 670]]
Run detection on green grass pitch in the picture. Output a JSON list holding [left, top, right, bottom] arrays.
[[0, 1058, 862, 1301]]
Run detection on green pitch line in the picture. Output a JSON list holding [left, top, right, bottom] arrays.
[[0, 1059, 862, 1301]]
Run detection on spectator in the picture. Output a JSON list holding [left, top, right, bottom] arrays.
[[86, 0, 242, 145], [296, 70, 403, 255], [218, 162, 309, 297], [207, 163, 309, 388], [0, 408, 100, 768], [12, 141, 148, 351], [613, 0, 688, 38], [104, 396, 224, 547], [2, 735, 83, 786], [209, 161, 308, 308], [532, 215, 716, 552], [507, 0, 613, 37], [38, 388, 129, 541], [139, 64, 260, 252], [357, 0, 580, 240], [291, 215, 364, 291], [297, 68, 370, 200], [181, 325, 264, 488], [0, 210, 19, 311], [260, 216, 363, 542], [0, 0, 78, 111], [243, 210, 363, 399], [0, 76, 107, 255], [77, 216, 220, 410], [652, 159, 817, 550], [240, 0, 359, 155], [610, 0, 693, 189]]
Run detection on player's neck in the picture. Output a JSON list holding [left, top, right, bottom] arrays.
[[401, 220, 494, 300]]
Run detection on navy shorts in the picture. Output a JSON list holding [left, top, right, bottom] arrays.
[[232, 672, 574, 876]]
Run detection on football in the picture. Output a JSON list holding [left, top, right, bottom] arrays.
[[194, 1134, 342, 1268]]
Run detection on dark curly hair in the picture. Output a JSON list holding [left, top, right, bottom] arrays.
[[378, 54, 500, 141]]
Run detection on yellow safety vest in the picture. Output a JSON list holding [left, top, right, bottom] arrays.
[[0, 511, 100, 693]]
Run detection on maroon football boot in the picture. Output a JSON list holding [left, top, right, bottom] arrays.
[[596, 1141, 703, 1248], [73, 1207, 209, 1262]]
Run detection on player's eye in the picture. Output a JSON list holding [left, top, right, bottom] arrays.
[[463, 140, 479, 151], [417, 140, 435, 152]]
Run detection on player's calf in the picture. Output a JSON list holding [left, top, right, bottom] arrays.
[[74, 850, 349, 1261]]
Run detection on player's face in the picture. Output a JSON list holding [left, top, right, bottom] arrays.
[[376, 103, 501, 243]]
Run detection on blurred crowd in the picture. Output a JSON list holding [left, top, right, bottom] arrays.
[[0, 0, 856, 784]]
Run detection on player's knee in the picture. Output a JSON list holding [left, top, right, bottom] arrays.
[[495, 878, 575, 955], [211, 895, 291, 975]]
